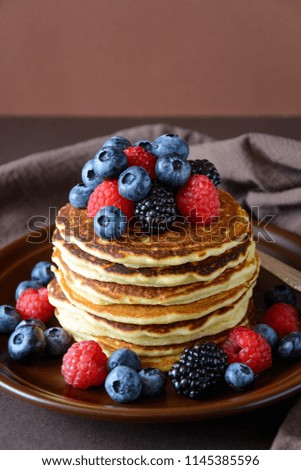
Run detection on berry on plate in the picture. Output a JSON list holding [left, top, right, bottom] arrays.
[[94, 206, 127, 240], [102, 136, 131, 151], [168, 342, 228, 399], [15, 280, 43, 301], [61, 340, 107, 389], [105, 365, 142, 403], [221, 326, 272, 375], [0, 305, 21, 334], [93, 147, 127, 180], [253, 323, 279, 348], [87, 180, 134, 219], [45, 327, 72, 356], [16, 287, 54, 323], [16, 318, 47, 331], [264, 285, 297, 308], [262, 303, 299, 338], [8, 325, 46, 360], [190, 159, 221, 187], [69, 183, 93, 209], [31, 261, 54, 287], [139, 368, 166, 397], [124, 146, 157, 178], [155, 153, 191, 190], [176, 174, 220, 225], [107, 347, 141, 371], [118, 166, 152, 201], [224, 362, 255, 392], [151, 134, 189, 160], [81, 159, 103, 189], [277, 332, 301, 359]]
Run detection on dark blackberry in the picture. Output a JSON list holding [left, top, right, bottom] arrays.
[[190, 159, 221, 187], [168, 342, 228, 399], [134, 181, 177, 233]]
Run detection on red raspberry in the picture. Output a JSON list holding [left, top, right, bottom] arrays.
[[16, 287, 54, 323], [262, 303, 299, 338], [61, 340, 108, 389], [124, 146, 157, 178], [87, 180, 135, 219], [176, 174, 220, 225], [221, 326, 272, 375]]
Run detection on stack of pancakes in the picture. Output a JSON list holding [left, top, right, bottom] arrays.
[[48, 190, 260, 370]]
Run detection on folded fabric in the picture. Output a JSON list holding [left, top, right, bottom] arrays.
[[0, 123, 300, 449]]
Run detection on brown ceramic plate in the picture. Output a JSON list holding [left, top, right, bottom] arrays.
[[0, 224, 300, 422]]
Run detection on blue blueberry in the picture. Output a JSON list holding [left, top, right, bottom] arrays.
[[102, 136, 131, 151], [15, 280, 43, 301], [151, 134, 189, 160], [8, 325, 46, 360], [134, 140, 153, 152], [253, 324, 279, 348], [0, 305, 22, 334], [155, 153, 191, 190], [16, 319, 47, 332], [31, 261, 54, 286], [45, 327, 72, 356], [93, 147, 128, 180], [94, 206, 127, 240], [107, 348, 141, 371], [105, 365, 142, 403], [118, 166, 152, 201], [139, 368, 166, 397], [224, 362, 255, 392], [81, 159, 102, 189], [264, 284, 297, 308], [277, 332, 301, 359], [69, 183, 93, 208]]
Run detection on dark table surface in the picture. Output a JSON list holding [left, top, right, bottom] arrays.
[[0, 116, 300, 450]]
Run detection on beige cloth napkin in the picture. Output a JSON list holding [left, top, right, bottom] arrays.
[[0, 123, 300, 448]]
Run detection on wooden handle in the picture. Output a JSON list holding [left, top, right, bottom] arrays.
[[257, 249, 301, 293]]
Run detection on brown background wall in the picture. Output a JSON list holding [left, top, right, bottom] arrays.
[[1, 0, 300, 116]]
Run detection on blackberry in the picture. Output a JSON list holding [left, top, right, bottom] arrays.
[[134, 181, 177, 233], [190, 159, 221, 187], [168, 342, 228, 399]]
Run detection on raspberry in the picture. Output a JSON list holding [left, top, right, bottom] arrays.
[[176, 174, 220, 225], [124, 146, 157, 178], [262, 303, 299, 338], [87, 180, 135, 219], [16, 287, 54, 323], [221, 326, 272, 375], [61, 340, 108, 389], [190, 159, 221, 187]]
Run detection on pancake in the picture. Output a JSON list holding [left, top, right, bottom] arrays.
[[52, 247, 259, 306], [55, 190, 251, 268]]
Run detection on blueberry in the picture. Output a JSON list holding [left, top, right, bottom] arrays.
[[81, 159, 102, 189], [45, 327, 72, 356], [134, 140, 153, 152], [94, 206, 127, 240], [31, 261, 54, 286], [277, 332, 301, 359], [224, 362, 255, 392], [102, 136, 131, 151], [0, 305, 21, 334], [107, 348, 141, 371], [264, 285, 297, 308], [8, 325, 46, 360], [155, 153, 191, 190], [105, 365, 142, 403], [93, 147, 128, 180], [151, 134, 189, 160], [139, 368, 166, 396], [15, 280, 43, 301], [253, 324, 279, 348], [69, 183, 93, 209], [16, 319, 47, 332], [118, 166, 152, 201]]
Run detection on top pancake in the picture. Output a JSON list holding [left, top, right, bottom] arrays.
[[56, 189, 251, 268]]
